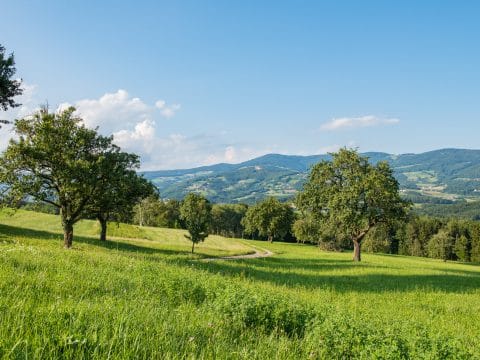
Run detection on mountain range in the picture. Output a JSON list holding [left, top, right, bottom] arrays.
[[142, 148, 480, 204]]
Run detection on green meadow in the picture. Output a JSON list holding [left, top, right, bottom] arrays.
[[1, 210, 480, 359]]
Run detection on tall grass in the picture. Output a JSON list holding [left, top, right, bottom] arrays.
[[1, 210, 479, 358]]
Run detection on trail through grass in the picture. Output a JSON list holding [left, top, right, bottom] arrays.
[[1, 209, 480, 358]]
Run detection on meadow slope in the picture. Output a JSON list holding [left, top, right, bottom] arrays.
[[1, 210, 480, 359]]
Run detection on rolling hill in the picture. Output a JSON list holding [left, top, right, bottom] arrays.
[[142, 148, 480, 204]]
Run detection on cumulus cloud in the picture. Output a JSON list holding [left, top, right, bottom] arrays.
[[155, 100, 181, 118], [58, 89, 180, 135], [0, 82, 41, 150], [320, 115, 399, 131], [53, 89, 272, 169]]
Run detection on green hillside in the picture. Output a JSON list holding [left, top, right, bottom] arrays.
[[1, 210, 480, 358], [0, 209, 253, 258], [143, 148, 480, 204]]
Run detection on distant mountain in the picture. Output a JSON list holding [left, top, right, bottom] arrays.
[[141, 148, 480, 204]]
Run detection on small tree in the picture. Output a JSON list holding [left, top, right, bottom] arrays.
[[84, 150, 157, 241], [179, 193, 211, 253], [0, 44, 23, 114], [292, 215, 321, 244], [242, 197, 294, 243], [296, 148, 409, 261], [0, 107, 113, 248]]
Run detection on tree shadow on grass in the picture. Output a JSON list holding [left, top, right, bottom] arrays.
[[235, 256, 391, 272], [0, 223, 193, 257], [187, 256, 480, 294]]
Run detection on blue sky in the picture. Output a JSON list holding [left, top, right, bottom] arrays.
[[1, 1, 479, 169]]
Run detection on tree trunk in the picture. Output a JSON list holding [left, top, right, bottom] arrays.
[[353, 239, 361, 262], [99, 217, 107, 241], [191, 241, 195, 254], [268, 235, 273, 243], [63, 222, 73, 249]]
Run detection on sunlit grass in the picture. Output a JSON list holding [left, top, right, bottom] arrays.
[[0, 209, 479, 358], [0, 209, 253, 258]]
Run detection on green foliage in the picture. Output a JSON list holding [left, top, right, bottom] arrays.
[[133, 197, 183, 229], [179, 193, 212, 253], [297, 148, 409, 261], [398, 216, 442, 257], [470, 223, 480, 262], [210, 203, 248, 238], [427, 230, 454, 261], [84, 149, 157, 240], [454, 234, 470, 262], [242, 197, 294, 242], [363, 224, 394, 254], [0, 107, 116, 247], [133, 195, 162, 227], [416, 201, 480, 220], [292, 215, 321, 244], [0, 44, 23, 112]]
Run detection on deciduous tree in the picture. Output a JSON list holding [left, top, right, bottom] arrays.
[[242, 197, 294, 243], [296, 148, 409, 261], [0, 107, 114, 248], [179, 193, 211, 253], [85, 150, 157, 241], [0, 44, 23, 120]]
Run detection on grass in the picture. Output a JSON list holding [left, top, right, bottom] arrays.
[[1, 210, 480, 358], [0, 209, 253, 259]]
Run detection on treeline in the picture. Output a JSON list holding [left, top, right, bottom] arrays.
[[128, 196, 291, 241], [306, 216, 480, 263], [414, 200, 480, 220]]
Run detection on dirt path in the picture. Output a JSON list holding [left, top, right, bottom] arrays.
[[201, 246, 273, 262]]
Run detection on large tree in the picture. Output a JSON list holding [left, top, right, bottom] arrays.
[[179, 193, 211, 253], [0, 107, 115, 248], [296, 148, 409, 261], [0, 44, 23, 117], [85, 150, 157, 241], [242, 197, 294, 243]]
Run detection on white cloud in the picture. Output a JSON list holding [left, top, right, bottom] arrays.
[[0, 82, 40, 150], [1, 83, 40, 122], [320, 115, 399, 131], [53, 89, 269, 169], [155, 100, 181, 118], [1, 87, 269, 170], [58, 89, 180, 135]]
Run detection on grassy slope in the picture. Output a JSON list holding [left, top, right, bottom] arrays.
[[1, 210, 480, 358], [0, 209, 253, 258]]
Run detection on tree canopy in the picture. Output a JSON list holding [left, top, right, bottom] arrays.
[[242, 197, 294, 243], [0, 107, 116, 248], [179, 193, 211, 253], [0, 44, 23, 113], [296, 148, 409, 261], [84, 150, 157, 241]]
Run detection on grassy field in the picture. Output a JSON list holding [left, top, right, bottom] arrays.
[[0, 209, 254, 259], [1, 210, 480, 358]]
